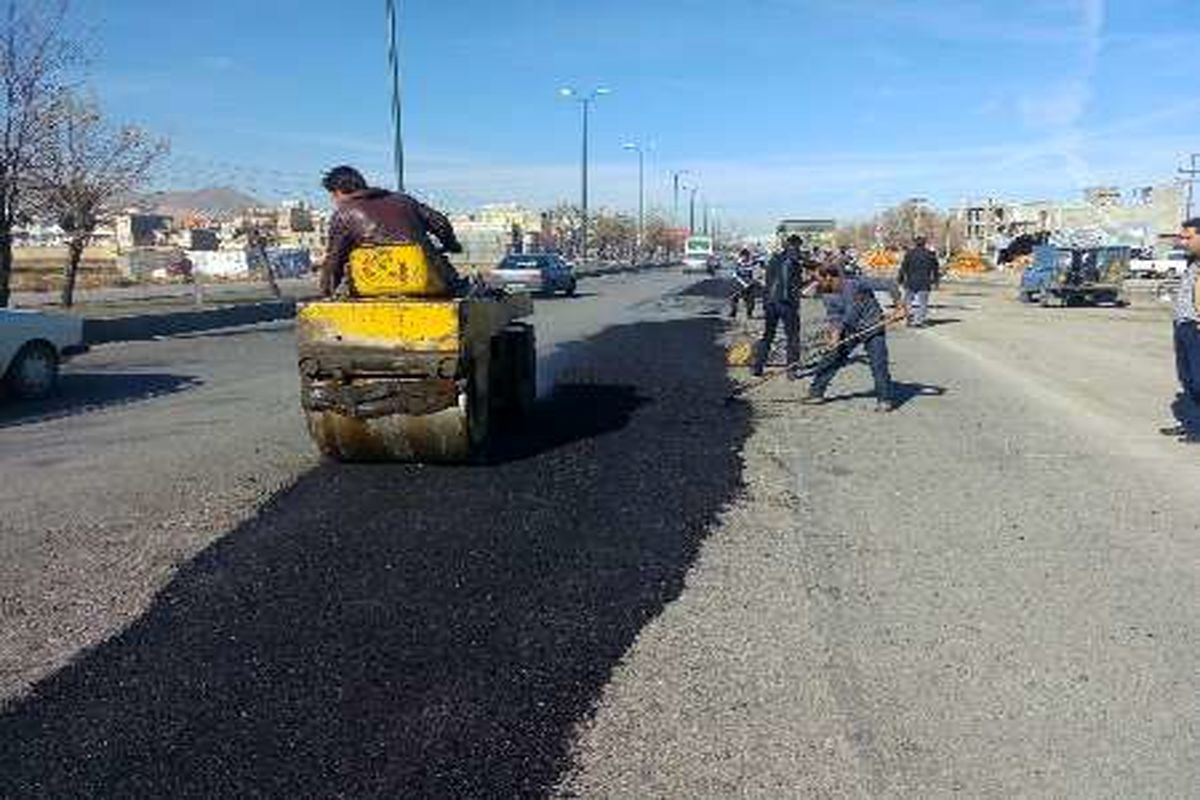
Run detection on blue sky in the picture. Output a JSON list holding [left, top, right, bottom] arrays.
[[78, 0, 1198, 232]]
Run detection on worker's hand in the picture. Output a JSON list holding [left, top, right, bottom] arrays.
[[888, 306, 908, 323], [824, 328, 841, 346]]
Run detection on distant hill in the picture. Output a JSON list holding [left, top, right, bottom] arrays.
[[136, 187, 264, 218]]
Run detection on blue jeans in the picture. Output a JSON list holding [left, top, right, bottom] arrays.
[[904, 288, 930, 325], [752, 301, 800, 376], [810, 330, 892, 402], [1173, 321, 1200, 429]]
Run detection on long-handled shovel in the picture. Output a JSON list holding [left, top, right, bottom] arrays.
[[725, 312, 904, 402]]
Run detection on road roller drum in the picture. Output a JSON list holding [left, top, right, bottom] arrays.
[[296, 243, 534, 462]]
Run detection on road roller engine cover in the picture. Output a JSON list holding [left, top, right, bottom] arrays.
[[296, 242, 535, 462]]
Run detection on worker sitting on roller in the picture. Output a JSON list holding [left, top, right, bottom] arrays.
[[805, 265, 906, 412], [318, 165, 464, 297]]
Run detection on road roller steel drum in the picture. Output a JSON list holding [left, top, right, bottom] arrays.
[[296, 288, 534, 463]]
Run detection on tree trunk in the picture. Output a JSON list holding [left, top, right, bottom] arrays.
[[0, 226, 13, 308], [61, 236, 86, 307]]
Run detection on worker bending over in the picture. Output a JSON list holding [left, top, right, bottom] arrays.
[[806, 265, 906, 412], [319, 165, 464, 297]]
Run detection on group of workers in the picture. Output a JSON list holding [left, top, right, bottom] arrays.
[[310, 166, 1200, 436], [732, 235, 942, 412]]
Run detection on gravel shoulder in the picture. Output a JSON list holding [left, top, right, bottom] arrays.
[[562, 283, 1200, 798]]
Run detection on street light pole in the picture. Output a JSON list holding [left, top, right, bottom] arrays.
[[385, 0, 404, 192], [687, 185, 698, 234], [623, 142, 645, 259], [671, 169, 690, 228], [560, 87, 610, 262], [1181, 153, 1199, 220]]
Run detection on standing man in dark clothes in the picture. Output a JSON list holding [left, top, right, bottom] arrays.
[[319, 165, 464, 297], [897, 235, 940, 327], [728, 247, 762, 320], [751, 235, 807, 378], [805, 265, 906, 411], [1160, 218, 1200, 441]]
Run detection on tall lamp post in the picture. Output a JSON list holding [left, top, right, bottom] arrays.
[[385, 0, 404, 191], [622, 142, 645, 260], [685, 184, 699, 235], [671, 169, 691, 228], [559, 86, 611, 262]]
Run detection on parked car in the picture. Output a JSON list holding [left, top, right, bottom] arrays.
[[1, 309, 88, 399], [489, 253, 577, 296]]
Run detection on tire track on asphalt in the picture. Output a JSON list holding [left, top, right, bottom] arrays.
[[0, 315, 751, 798]]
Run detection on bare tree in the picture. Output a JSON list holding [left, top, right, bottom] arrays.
[[36, 93, 167, 306], [0, 0, 79, 306]]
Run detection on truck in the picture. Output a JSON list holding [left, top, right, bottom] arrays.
[[1128, 247, 1189, 279], [1018, 244, 1129, 307]]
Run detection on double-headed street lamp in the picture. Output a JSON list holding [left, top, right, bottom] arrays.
[[622, 141, 646, 258], [559, 86, 611, 261], [684, 183, 699, 235], [671, 169, 691, 228]]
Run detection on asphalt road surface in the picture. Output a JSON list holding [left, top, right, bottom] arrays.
[[5, 273, 1200, 797]]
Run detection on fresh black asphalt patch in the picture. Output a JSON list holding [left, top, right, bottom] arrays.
[[0, 316, 752, 798]]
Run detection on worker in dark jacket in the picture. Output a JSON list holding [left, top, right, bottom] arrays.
[[751, 235, 807, 378], [806, 265, 906, 411], [897, 235, 940, 327], [319, 165, 464, 297]]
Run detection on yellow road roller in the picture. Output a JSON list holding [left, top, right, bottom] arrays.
[[296, 243, 535, 461]]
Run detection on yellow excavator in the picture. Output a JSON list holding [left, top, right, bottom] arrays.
[[295, 244, 534, 461]]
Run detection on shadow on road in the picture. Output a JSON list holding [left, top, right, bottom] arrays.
[[916, 317, 963, 328], [0, 372, 203, 429], [0, 317, 751, 798], [818, 381, 948, 410]]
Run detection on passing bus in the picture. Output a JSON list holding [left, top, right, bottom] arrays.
[[682, 234, 715, 274]]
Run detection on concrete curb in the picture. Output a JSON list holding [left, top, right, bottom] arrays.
[[83, 300, 297, 345]]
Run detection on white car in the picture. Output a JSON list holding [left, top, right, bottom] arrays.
[[1, 308, 88, 399]]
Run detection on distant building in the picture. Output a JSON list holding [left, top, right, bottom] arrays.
[[955, 182, 1186, 257], [449, 203, 543, 270], [115, 213, 173, 250]]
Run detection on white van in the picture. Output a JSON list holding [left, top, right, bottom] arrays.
[[682, 235, 715, 274]]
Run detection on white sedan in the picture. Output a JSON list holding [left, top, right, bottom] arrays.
[[1, 308, 88, 399]]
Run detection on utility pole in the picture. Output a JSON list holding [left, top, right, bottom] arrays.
[[623, 142, 645, 259], [559, 87, 611, 262], [671, 169, 690, 229], [386, 0, 404, 191], [687, 186, 698, 234], [1181, 154, 1199, 220]]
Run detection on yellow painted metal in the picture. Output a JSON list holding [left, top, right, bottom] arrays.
[[298, 299, 461, 352], [349, 243, 449, 297]]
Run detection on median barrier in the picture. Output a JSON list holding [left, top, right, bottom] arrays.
[[83, 300, 297, 344]]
